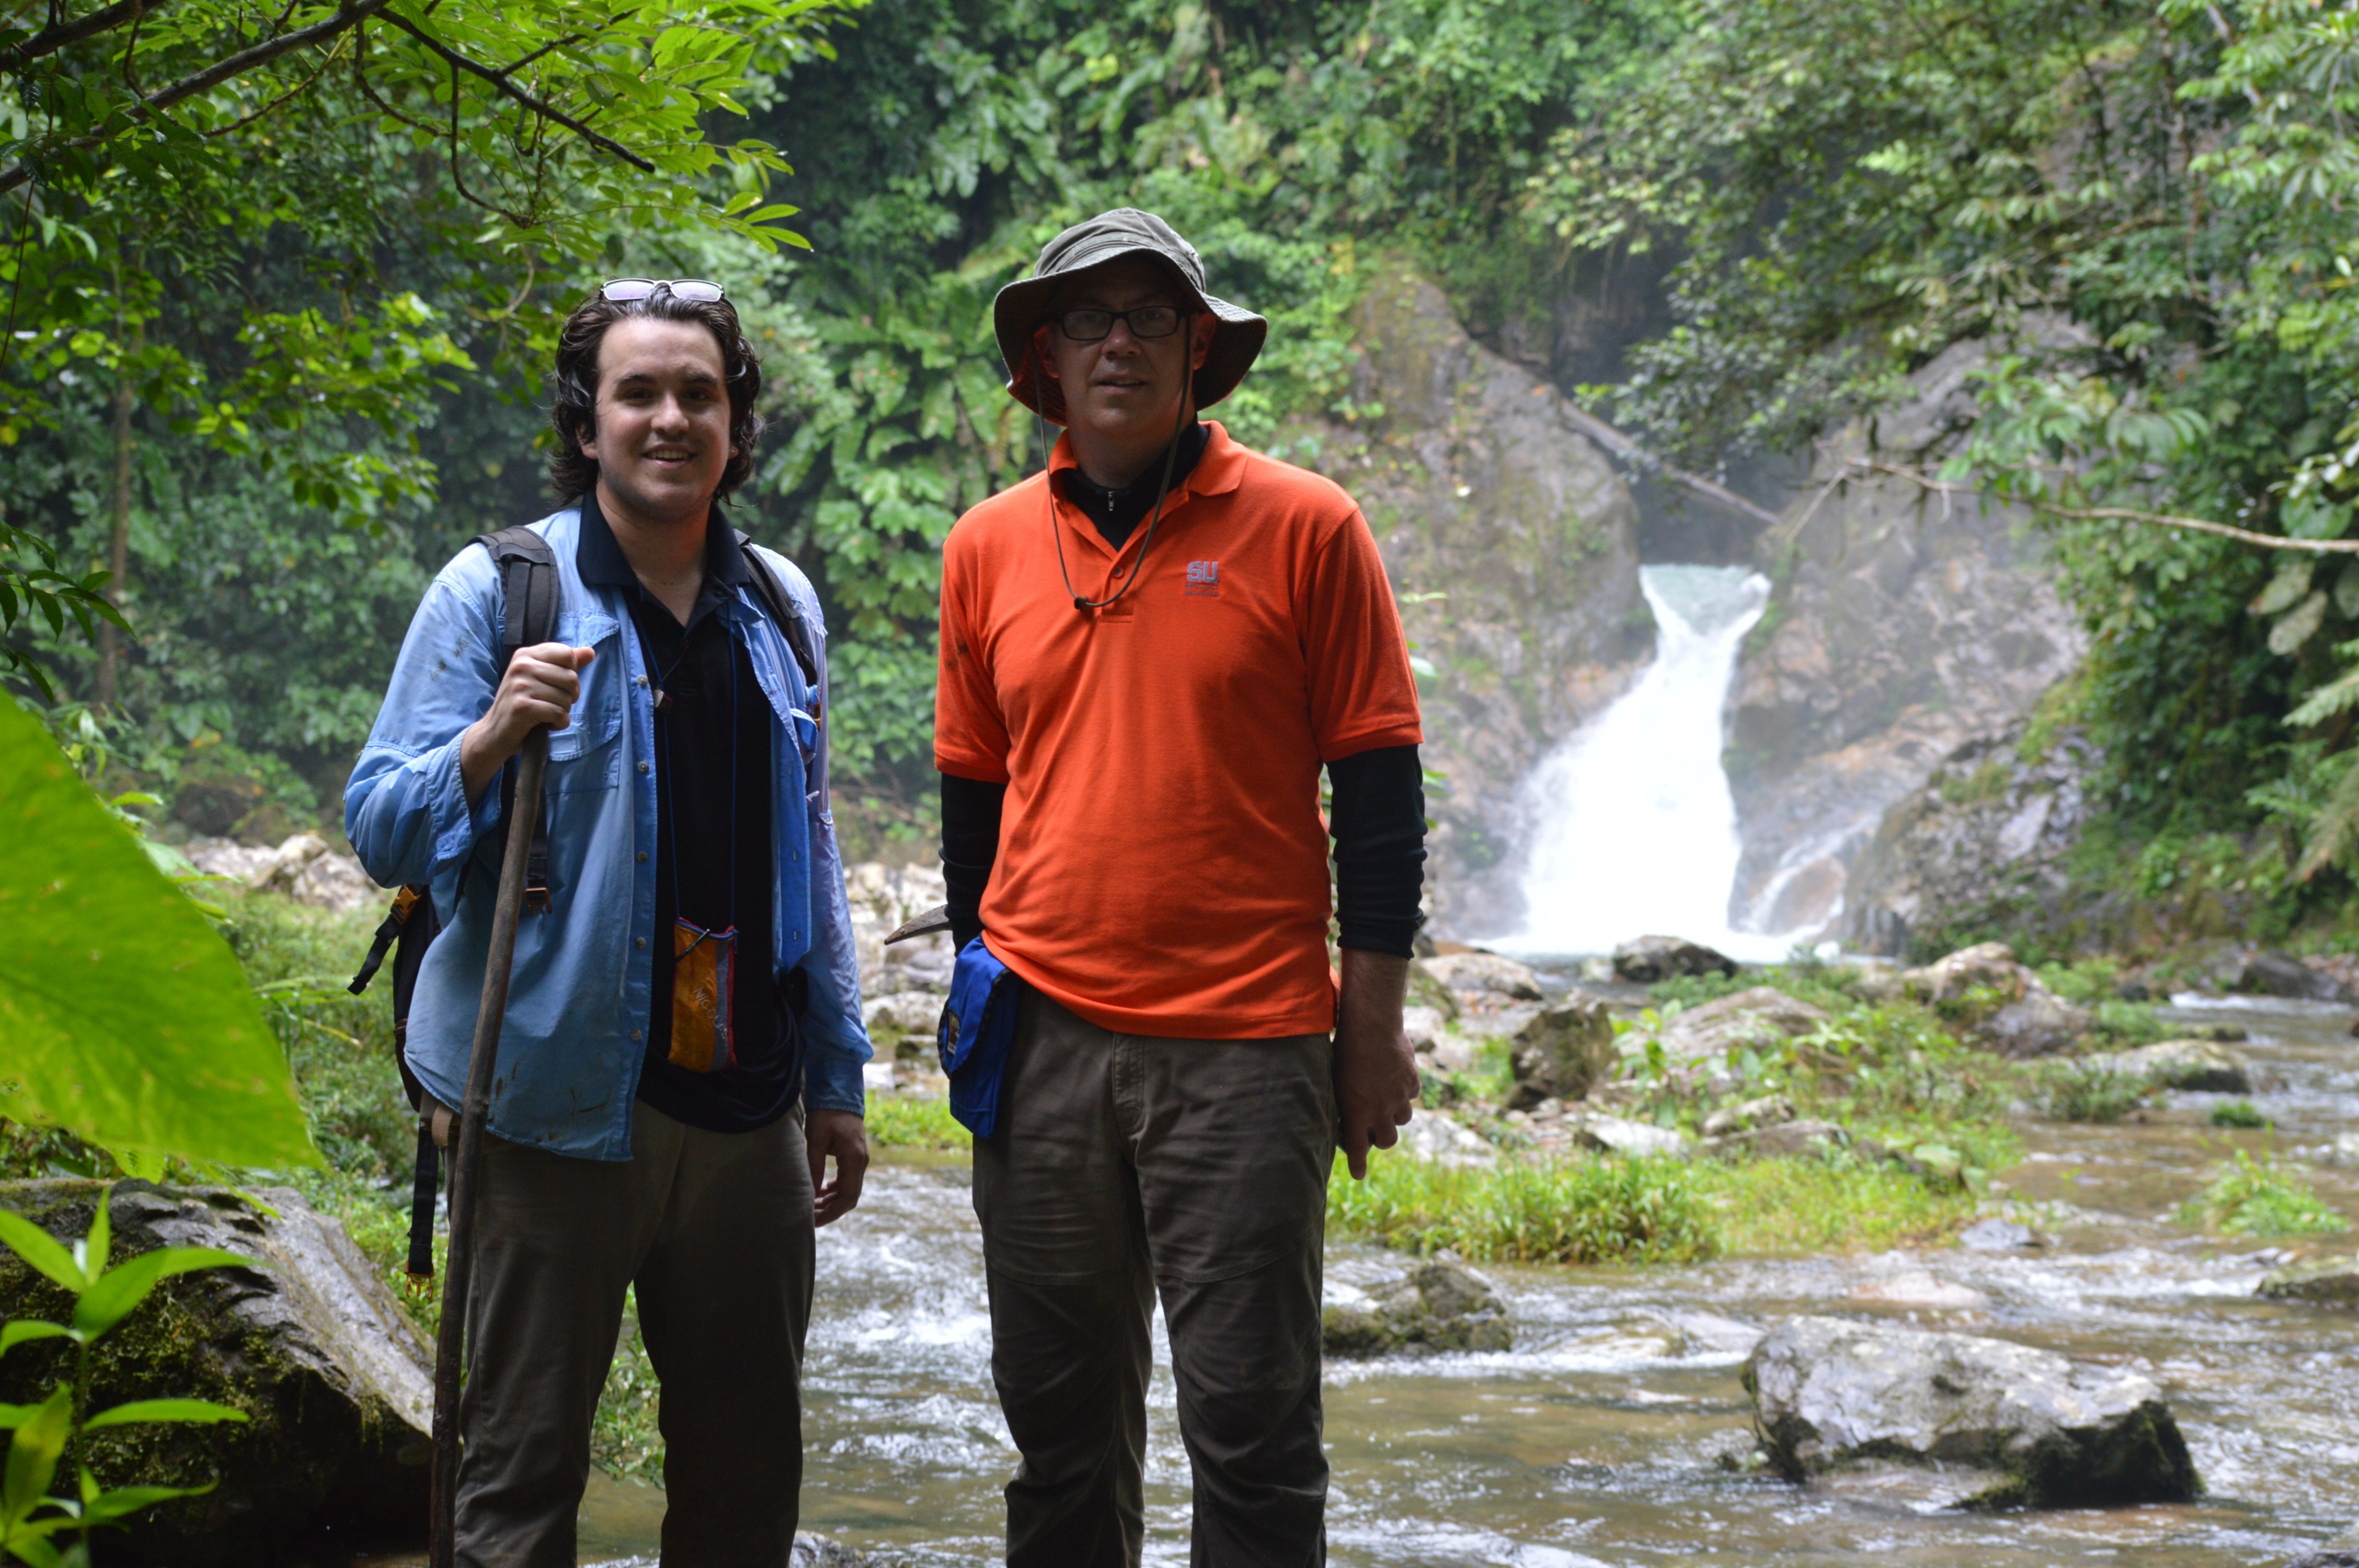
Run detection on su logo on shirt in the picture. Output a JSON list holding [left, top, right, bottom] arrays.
[[1184, 560, 1221, 598]]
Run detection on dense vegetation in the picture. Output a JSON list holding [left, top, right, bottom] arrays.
[[9, 0, 2359, 939]]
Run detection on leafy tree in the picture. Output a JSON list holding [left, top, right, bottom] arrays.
[[1530, 0, 2359, 891]]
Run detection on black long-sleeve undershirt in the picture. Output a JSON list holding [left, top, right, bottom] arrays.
[[937, 744, 1427, 958]]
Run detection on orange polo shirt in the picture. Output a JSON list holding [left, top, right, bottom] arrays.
[[934, 421, 1424, 1038]]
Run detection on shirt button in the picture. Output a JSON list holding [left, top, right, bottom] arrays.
[[635, 937, 647, 950], [630, 1029, 643, 1041], [638, 760, 650, 774], [637, 850, 648, 863]]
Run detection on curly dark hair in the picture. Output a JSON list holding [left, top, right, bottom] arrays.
[[546, 285, 764, 503]]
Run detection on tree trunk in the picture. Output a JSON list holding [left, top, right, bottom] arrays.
[[94, 312, 133, 709]]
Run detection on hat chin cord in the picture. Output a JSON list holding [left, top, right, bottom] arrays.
[[1044, 371, 1190, 615]]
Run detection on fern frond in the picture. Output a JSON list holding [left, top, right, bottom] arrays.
[[2296, 748, 2359, 881]]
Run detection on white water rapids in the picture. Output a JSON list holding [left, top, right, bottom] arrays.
[[1492, 563, 1794, 962]]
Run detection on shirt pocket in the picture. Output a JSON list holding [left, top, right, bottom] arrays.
[[545, 609, 623, 791]]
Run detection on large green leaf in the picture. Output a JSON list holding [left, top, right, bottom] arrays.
[[0, 700, 317, 1170]]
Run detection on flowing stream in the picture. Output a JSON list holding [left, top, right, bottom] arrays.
[[346, 996, 2358, 1568], [1491, 565, 1787, 963]]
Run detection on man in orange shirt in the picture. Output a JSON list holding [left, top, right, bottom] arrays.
[[934, 207, 1428, 1565]]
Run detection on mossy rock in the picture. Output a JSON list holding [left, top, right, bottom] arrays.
[[1323, 1259, 1511, 1359], [0, 1180, 431, 1564]]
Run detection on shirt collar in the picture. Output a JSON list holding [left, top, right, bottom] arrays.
[[575, 488, 748, 592], [1047, 418, 1247, 506]]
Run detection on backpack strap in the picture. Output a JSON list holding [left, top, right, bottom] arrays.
[[474, 527, 561, 914], [736, 532, 820, 695]]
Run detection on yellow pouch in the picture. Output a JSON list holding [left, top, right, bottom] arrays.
[[668, 920, 738, 1073]]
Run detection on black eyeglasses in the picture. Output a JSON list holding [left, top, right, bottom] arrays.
[[1052, 305, 1183, 342], [601, 278, 727, 303]]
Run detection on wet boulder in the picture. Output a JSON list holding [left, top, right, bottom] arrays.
[[1957, 1218, 2039, 1252], [2084, 1039, 2253, 1094], [2284, 1550, 2359, 1568], [1323, 1259, 1511, 1358], [1391, 1114, 1498, 1168], [1700, 1094, 1797, 1138], [793, 1533, 876, 1566], [2232, 948, 2357, 1003], [1902, 941, 2031, 1005], [2258, 1255, 2359, 1309], [1506, 994, 1617, 1108], [1654, 987, 1830, 1068], [1423, 951, 1544, 1005], [1569, 1114, 1692, 1159], [1744, 1316, 2200, 1507], [0, 1181, 432, 1566], [1710, 1119, 1849, 1160], [1612, 935, 1739, 983], [1976, 987, 2092, 1057]]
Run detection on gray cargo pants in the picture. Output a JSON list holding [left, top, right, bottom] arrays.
[[973, 989, 1335, 1568], [455, 1101, 815, 1567]]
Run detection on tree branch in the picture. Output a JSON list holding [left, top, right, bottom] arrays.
[[1546, 395, 1787, 529], [0, 0, 393, 197], [374, 8, 654, 172], [2, 0, 154, 77], [1861, 459, 2359, 555]]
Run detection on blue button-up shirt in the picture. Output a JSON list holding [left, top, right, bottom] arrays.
[[344, 508, 870, 1160]]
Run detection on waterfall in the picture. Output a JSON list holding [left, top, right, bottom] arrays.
[[1492, 564, 1792, 961]]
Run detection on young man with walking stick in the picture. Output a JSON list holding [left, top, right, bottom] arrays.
[[935, 209, 1429, 1565], [346, 279, 871, 1566]]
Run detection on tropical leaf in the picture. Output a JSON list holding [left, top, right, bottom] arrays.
[[0, 1326, 70, 1362], [0, 1223, 81, 1299], [72, 1250, 253, 1343], [0, 699, 317, 1170], [79, 1401, 247, 1433], [0, 1392, 70, 1529]]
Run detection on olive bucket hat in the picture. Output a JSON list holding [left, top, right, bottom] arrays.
[[993, 207, 1268, 425]]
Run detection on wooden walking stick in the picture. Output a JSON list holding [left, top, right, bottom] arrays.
[[429, 727, 548, 1568]]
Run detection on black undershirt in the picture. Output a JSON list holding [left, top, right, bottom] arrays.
[[1056, 420, 1209, 548], [577, 493, 798, 1133], [940, 744, 1428, 958]]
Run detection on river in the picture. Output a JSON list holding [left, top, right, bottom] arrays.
[[475, 993, 2359, 1566]]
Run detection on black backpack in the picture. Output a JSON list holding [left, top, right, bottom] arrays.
[[348, 525, 819, 1282]]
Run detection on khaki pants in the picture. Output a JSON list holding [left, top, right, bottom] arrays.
[[973, 989, 1335, 1568], [455, 1101, 815, 1567]]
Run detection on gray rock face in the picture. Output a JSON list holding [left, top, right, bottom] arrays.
[[1506, 994, 1617, 1109], [792, 1532, 875, 1566], [2284, 1550, 2359, 1567], [2259, 1255, 2359, 1309], [1701, 1094, 1798, 1138], [1745, 1316, 2200, 1507], [1612, 935, 1739, 983], [1727, 342, 2087, 943], [1890, 941, 2089, 1056], [2086, 1039, 2254, 1094], [1840, 727, 2099, 958], [1308, 268, 1646, 935], [1653, 987, 1830, 1067], [1323, 1259, 1513, 1358], [0, 1181, 431, 1565], [1957, 1218, 2038, 1252]]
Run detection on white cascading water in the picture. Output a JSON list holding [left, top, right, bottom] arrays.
[[1492, 563, 1791, 961]]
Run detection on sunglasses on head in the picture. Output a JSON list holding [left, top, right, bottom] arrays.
[[600, 278, 727, 303]]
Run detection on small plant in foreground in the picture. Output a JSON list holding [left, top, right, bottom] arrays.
[[863, 1092, 969, 1150], [2039, 1061, 2152, 1123], [2210, 1100, 2273, 1129], [1329, 1154, 1719, 1265], [0, 1190, 252, 1565], [2176, 1149, 2348, 1237]]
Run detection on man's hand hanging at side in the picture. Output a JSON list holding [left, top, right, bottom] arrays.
[[807, 1109, 869, 1226], [1334, 948, 1419, 1179]]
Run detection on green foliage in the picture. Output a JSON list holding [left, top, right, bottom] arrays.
[[2176, 1148, 2347, 1237], [2037, 1061, 2154, 1124], [1529, 0, 2359, 907], [0, 697, 315, 1172], [1330, 1151, 1718, 1264], [1696, 1157, 1978, 1254], [0, 1190, 250, 1565], [2209, 1099, 2274, 1129], [862, 1092, 970, 1151]]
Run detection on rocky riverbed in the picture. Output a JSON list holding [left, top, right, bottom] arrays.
[[316, 986, 2358, 1568]]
